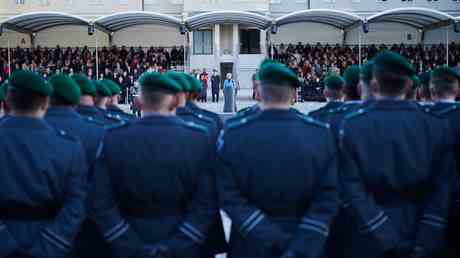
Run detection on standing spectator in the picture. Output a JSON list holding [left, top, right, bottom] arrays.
[[211, 69, 221, 103], [200, 68, 209, 102], [223, 73, 236, 113]]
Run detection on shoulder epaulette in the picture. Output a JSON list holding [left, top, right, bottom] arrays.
[[438, 104, 460, 116], [55, 128, 78, 142], [226, 112, 260, 130], [84, 116, 106, 126], [296, 113, 330, 129], [105, 113, 124, 122], [105, 120, 130, 131], [343, 108, 368, 121], [182, 120, 208, 133], [193, 112, 213, 123], [237, 106, 251, 114]]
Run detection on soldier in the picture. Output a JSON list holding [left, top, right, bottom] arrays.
[[358, 61, 376, 101], [45, 74, 107, 258], [184, 73, 224, 131], [93, 80, 124, 125], [91, 72, 222, 258], [103, 79, 135, 121], [74, 74, 104, 120], [0, 70, 88, 258], [166, 71, 219, 141], [427, 66, 460, 258], [217, 61, 339, 258], [339, 52, 455, 258], [406, 75, 421, 100], [343, 65, 361, 102], [309, 74, 345, 122]]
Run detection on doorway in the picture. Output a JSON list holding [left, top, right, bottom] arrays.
[[220, 62, 234, 88]]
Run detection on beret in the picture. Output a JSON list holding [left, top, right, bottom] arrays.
[[419, 72, 431, 86], [49, 74, 81, 105], [258, 61, 299, 88], [431, 66, 460, 82], [139, 72, 182, 94], [324, 74, 345, 91], [72, 74, 97, 97], [0, 82, 8, 102], [94, 80, 112, 97], [165, 72, 192, 92], [9, 70, 53, 96], [343, 65, 361, 89], [411, 75, 421, 89], [102, 80, 122, 96], [373, 51, 415, 77], [360, 61, 374, 84], [183, 73, 203, 93]]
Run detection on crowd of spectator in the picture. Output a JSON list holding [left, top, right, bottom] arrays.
[[272, 42, 460, 101], [0, 45, 185, 101]]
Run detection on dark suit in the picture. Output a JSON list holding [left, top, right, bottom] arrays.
[[91, 115, 223, 258], [217, 109, 339, 258], [211, 75, 221, 103], [0, 116, 88, 258]]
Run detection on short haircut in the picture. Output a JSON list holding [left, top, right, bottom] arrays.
[[141, 87, 173, 111], [431, 74, 459, 97], [260, 83, 294, 104], [7, 87, 47, 113], [373, 70, 409, 96]]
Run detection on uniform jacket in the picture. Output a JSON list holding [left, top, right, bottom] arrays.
[[91, 115, 223, 258], [77, 105, 124, 127], [177, 107, 219, 142], [308, 101, 344, 122], [339, 100, 455, 258], [186, 101, 223, 131], [107, 105, 136, 122], [0, 116, 88, 258], [216, 109, 340, 258]]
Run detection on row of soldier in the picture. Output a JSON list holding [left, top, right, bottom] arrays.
[[0, 50, 458, 258]]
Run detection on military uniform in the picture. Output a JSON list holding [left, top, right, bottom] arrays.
[[91, 72, 224, 258], [0, 70, 88, 258], [107, 104, 136, 122], [309, 101, 344, 122], [217, 62, 339, 258]]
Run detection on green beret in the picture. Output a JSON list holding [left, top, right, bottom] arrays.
[[94, 80, 112, 97], [258, 61, 299, 88], [102, 80, 122, 96], [419, 72, 431, 86], [343, 65, 360, 89], [165, 72, 192, 92], [360, 61, 374, 84], [49, 74, 81, 105], [139, 72, 182, 94], [431, 66, 460, 82], [324, 74, 345, 91], [72, 74, 97, 97], [9, 70, 53, 96], [373, 51, 415, 77], [183, 73, 203, 93], [0, 82, 8, 102], [411, 75, 421, 89]]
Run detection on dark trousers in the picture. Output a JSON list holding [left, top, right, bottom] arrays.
[[212, 89, 219, 102]]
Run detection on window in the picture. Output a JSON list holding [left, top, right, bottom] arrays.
[[193, 30, 213, 55], [15, 0, 26, 4], [240, 29, 260, 54]]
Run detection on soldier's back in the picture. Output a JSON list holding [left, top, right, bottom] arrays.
[[0, 116, 88, 258], [339, 99, 455, 258], [93, 114, 223, 258], [217, 109, 338, 258]]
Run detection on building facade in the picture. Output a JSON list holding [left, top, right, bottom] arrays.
[[1, 0, 459, 88]]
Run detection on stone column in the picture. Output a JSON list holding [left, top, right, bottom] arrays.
[[214, 24, 221, 71], [232, 24, 239, 80]]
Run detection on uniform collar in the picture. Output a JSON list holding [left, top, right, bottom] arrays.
[[372, 99, 419, 110], [77, 105, 100, 115], [136, 114, 182, 126], [259, 108, 298, 119], [186, 101, 199, 110], [176, 106, 193, 115], [0, 116, 52, 131], [107, 105, 123, 112], [47, 107, 81, 118]]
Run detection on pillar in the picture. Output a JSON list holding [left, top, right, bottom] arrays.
[[232, 24, 239, 80], [214, 24, 221, 71]]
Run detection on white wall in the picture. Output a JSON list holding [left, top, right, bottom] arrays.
[[346, 23, 420, 45], [0, 30, 31, 48], [35, 26, 109, 47], [424, 25, 460, 45], [238, 54, 265, 89], [273, 23, 343, 45], [113, 25, 184, 47], [190, 55, 215, 71]]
